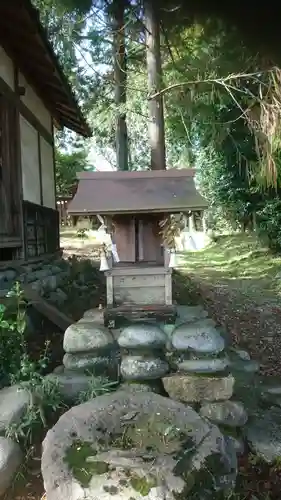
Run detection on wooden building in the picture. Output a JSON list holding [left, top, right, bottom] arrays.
[[0, 1, 90, 263], [68, 169, 208, 325]]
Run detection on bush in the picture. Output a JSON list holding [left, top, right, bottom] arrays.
[[257, 197, 281, 251], [0, 282, 29, 386], [0, 282, 50, 384], [0, 282, 64, 449]]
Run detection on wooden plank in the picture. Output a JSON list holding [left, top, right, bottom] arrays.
[[111, 266, 170, 276], [106, 274, 113, 306], [22, 284, 73, 331], [0, 74, 53, 146], [0, 237, 22, 248], [104, 304, 176, 328], [165, 273, 172, 305], [114, 285, 165, 305], [114, 273, 165, 288]]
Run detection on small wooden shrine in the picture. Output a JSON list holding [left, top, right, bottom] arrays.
[[68, 169, 207, 326]]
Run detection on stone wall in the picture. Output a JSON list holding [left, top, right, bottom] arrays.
[[0, 258, 69, 303]]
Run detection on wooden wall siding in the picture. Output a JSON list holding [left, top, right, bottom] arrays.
[[107, 266, 172, 307], [0, 94, 20, 238], [113, 215, 164, 264], [0, 73, 53, 146], [113, 216, 135, 262], [113, 274, 166, 305], [139, 216, 164, 264], [114, 284, 166, 305], [23, 201, 59, 258]]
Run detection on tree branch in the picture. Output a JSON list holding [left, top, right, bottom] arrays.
[[148, 70, 272, 99]]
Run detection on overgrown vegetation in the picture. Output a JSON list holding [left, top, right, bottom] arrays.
[[0, 282, 49, 388], [76, 375, 118, 404], [55, 149, 89, 197], [0, 283, 64, 449]]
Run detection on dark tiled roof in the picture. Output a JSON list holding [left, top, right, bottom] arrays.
[[0, 0, 91, 137], [68, 169, 208, 215]]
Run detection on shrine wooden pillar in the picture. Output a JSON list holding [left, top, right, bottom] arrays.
[[188, 212, 195, 232]]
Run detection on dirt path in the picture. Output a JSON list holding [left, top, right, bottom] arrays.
[[177, 233, 281, 377]]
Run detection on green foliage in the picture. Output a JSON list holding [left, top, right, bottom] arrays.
[[76, 375, 118, 404], [5, 376, 63, 449], [196, 114, 261, 231], [55, 148, 89, 196], [0, 283, 51, 386], [0, 282, 28, 386], [52, 0, 93, 13], [0, 283, 64, 450], [257, 197, 281, 251]]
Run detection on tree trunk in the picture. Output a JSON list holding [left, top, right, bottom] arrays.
[[112, 0, 128, 171], [144, 0, 166, 170]]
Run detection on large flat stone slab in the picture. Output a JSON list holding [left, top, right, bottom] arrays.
[[0, 386, 30, 432], [0, 437, 22, 496], [42, 391, 237, 500], [163, 374, 234, 403], [200, 401, 248, 427], [246, 408, 281, 463]]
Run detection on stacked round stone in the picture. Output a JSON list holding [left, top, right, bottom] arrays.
[[63, 320, 119, 380], [163, 316, 233, 402], [118, 323, 169, 392], [162, 310, 248, 454]]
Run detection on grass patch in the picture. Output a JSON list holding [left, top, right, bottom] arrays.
[[180, 233, 281, 305]]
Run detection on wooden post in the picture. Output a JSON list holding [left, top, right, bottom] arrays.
[[106, 272, 114, 306], [202, 211, 207, 233], [164, 271, 172, 305], [63, 200, 68, 226], [112, 0, 128, 171], [188, 212, 195, 232], [144, 0, 166, 170]]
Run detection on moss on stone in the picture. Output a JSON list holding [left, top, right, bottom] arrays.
[[103, 485, 119, 495], [109, 413, 192, 456], [64, 440, 108, 487], [64, 413, 198, 492], [130, 474, 157, 496]]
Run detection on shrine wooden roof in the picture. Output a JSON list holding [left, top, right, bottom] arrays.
[[0, 0, 91, 137], [67, 169, 208, 215]]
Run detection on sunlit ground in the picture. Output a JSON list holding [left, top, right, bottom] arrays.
[[180, 233, 281, 306]]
